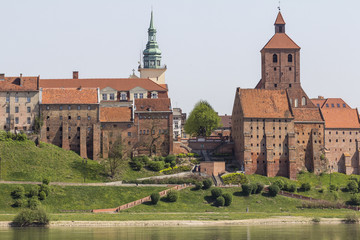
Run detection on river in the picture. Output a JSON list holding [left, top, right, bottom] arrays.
[[0, 224, 359, 240]]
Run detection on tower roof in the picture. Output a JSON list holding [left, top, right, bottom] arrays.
[[274, 11, 285, 25], [262, 33, 300, 49], [149, 10, 154, 29]]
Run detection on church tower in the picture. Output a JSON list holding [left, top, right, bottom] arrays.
[[138, 11, 167, 85], [256, 11, 301, 90]]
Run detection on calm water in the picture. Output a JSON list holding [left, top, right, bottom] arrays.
[[1, 225, 360, 240]]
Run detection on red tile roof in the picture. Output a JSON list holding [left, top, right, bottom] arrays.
[[219, 115, 232, 128], [135, 98, 171, 112], [40, 78, 167, 92], [275, 12, 286, 25], [263, 33, 300, 49], [100, 107, 132, 122], [292, 108, 323, 122], [0, 76, 38, 91], [238, 89, 293, 119], [41, 88, 99, 104], [321, 108, 360, 129]]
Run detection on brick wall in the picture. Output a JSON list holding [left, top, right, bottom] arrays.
[[200, 161, 225, 176]]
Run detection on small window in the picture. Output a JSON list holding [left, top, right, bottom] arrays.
[[121, 93, 127, 100], [46, 105, 50, 110], [274, 84, 277, 87], [326, 104, 329, 107], [6, 96, 10, 103], [289, 67, 292, 71], [60, 116, 63, 120], [6, 118, 10, 124], [139, 93, 144, 99], [274, 67, 277, 71], [128, 132, 131, 137], [68, 127, 71, 132], [68, 116, 71, 120], [88, 116, 91, 120], [301, 97, 306, 106], [273, 54, 278, 63], [27, 117, 31, 124], [289, 84, 292, 88], [294, 98, 298, 107], [316, 104, 320, 108], [109, 93, 115, 100], [6, 107, 9, 113], [337, 103, 340, 108], [27, 107, 31, 113], [26, 97, 31, 103], [15, 106, 19, 113], [102, 94, 107, 101], [68, 105, 71, 110], [15, 96, 19, 103], [331, 104, 335, 108], [343, 104, 346, 108], [87, 105, 91, 110], [77, 106, 81, 110], [77, 116, 81, 120], [134, 93, 138, 99], [59, 106, 63, 110], [288, 54, 293, 62]]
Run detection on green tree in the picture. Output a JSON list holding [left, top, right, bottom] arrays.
[[107, 136, 125, 178], [184, 100, 221, 137]]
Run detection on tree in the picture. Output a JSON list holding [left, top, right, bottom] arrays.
[[107, 136, 125, 178], [184, 100, 221, 137]]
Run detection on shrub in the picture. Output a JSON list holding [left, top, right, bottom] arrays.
[[15, 133, 27, 141], [300, 182, 311, 192], [203, 179, 212, 189], [170, 160, 176, 168], [187, 153, 195, 157], [177, 153, 187, 158], [221, 173, 248, 185], [39, 191, 46, 201], [28, 198, 41, 210], [250, 183, 258, 194], [329, 184, 339, 192], [12, 208, 49, 227], [164, 163, 170, 169], [223, 193, 232, 206], [148, 161, 165, 171], [312, 217, 321, 223], [268, 184, 280, 197], [273, 179, 285, 190], [130, 160, 143, 171], [211, 188, 223, 198], [11, 186, 25, 199], [165, 155, 177, 163], [242, 184, 252, 196], [194, 182, 202, 190], [40, 184, 51, 197], [29, 186, 40, 197], [167, 190, 179, 202], [13, 199, 24, 208], [349, 194, 360, 205], [320, 154, 325, 160], [347, 180, 359, 193], [150, 192, 160, 205], [287, 183, 297, 192], [344, 213, 359, 224], [160, 165, 192, 175], [215, 196, 225, 207], [255, 183, 264, 194], [42, 177, 50, 185]]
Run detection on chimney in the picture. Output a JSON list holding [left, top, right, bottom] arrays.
[[20, 73, 23, 86], [0, 73, 4, 81], [73, 71, 79, 79], [318, 96, 324, 99]]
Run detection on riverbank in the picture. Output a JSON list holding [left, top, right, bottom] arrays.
[[0, 216, 348, 228]]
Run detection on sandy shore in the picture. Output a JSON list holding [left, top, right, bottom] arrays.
[[0, 217, 345, 228]]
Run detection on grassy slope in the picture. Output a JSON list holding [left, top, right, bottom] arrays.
[[0, 140, 106, 182]]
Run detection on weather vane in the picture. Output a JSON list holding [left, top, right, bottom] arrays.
[[278, 1, 281, 11]]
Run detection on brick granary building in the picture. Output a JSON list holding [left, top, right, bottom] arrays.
[[0, 12, 173, 160], [232, 11, 360, 179]]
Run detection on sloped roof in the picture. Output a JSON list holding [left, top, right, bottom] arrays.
[[238, 89, 293, 119], [0, 76, 38, 91], [40, 78, 167, 92], [100, 107, 132, 122], [292, 108, 323, 122], [322, 98, 351, 109], [262, 33, 300, 49], [220, 115, 232, 128], [321, 108, 360, 129], [311, 98, 326, 108], [41, 88, 99, 104], [275, 12, 286, 25], [135, 98, 171, 112]]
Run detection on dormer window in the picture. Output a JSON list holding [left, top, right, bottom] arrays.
[[134, 93, 138, 99], [121, 92, 127, 101], [139, 93, 144, 99], [151, 92, 158, 99], [102, 94, 107, 101], [109, 93, 115, 101]]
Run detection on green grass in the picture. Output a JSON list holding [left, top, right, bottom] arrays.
[[114, 159, 160, 181], [0, 184, 167, 214], [0, 140, 106, 182]]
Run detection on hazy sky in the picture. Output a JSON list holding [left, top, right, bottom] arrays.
[[1, 0, 360, 115]]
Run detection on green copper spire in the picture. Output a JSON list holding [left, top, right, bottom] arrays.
[[143, 11, 162, 69]]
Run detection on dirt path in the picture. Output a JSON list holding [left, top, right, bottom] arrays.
[[0, 180, 168, 187]]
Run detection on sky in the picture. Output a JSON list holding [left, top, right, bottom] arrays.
[[1, 0, 360, 115]]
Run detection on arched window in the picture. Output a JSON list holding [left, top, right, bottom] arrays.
[[273, 54, 278, 63], [288, 54, 293, 62], [301, 97, 306, 106], [294, 98, 298, 108]]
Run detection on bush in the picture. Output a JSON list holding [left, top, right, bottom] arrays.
[[150, 192, 160, 205], [242, 184, 252, 196], [13, 199, 24, 208], [300, 182, 311, 192], [273, 179, 285, 190], [13, 208, 49, 227], [130, 160, 143, 171], [215, 196, 225, 207], [344, 213, 359, 224], [42, 177, 50, 185], [164, 163, 170, 169], [15, 133, 27, 141], [203, 179, 212, 189], [160, 165, 192, 175], [39, 191, 46, 201], [223, 193, 232, 206], [28, 198, 41, 210], [255, 183, 264, 194], [39, 184, 51, 196], [187, 153, 195, 157], [349, 194, 360, 205], [177, 153, 187, 158], [11, 186, 25, 199], [287, 183, 297, 192], [165, 155, 177, 163], [194, 182, 202, 190], [268, 184, 280, 197], [170, 160, 176, 168], [221, 173, 248, 185], [148, 161, 165, 171], [329, 184, 339, 192], [167, 190, 179, 202], [347, 180, 359, 193], [250, 183, 258, 194], [211, 188, 223, 198], [312, 217, 321, 223], [29, 186, 40, 197]]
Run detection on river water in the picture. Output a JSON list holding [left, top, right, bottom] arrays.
[[0, 224, 359, 240]]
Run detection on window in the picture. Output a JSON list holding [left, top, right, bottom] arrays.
[[151, 92, 158, 99], [274, 67, 277, 71], [294, 98, 298, 107], [6, 95, 10, 103], [15, 95, 19, 103], [343, 104, 346, 108], [68, 127, 71, 132], [331, 104, 335, 108], [273, 54, 278, 63], [77, 116, 81, 120], [134, 93, 138, 99], [27, 107, 31, 113], [68, 105, 71, 110], [150, 60, 155, 67], [77, 106, 81, 110], [289, 67, 292, 71], [102, 94, 107, 100], [128, 132, 131, 137], [15, 117, 19, 124], [301, 97, 306, 106], [87, 116, 91, 120], [6, 107, 9, 113], [87, 105, 91, 110], [157, 60, 160, 66], [59, 116, 63, 120], [289, 84, 292, 88], [46, 105, 50, 110], [27, 117, 31, 124], [326, 104, 329, 107], [139, 93, 144, 99], [59, 106, 63, 110], [27, 97, 31, 103], [15, 106, 19, 113], [288, 54, 293, 62], [121, 93, 127, 100], [317, 104, 320, 108], [6, 118, 10, 124], [109, 93, 115, 100], [68, 116, 71, 120], [274, 84, 277, 88], [337, 103, 340, 108]]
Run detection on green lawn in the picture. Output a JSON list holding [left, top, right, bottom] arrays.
[[0, 140, 106, 182]]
